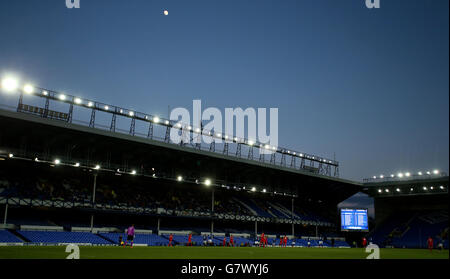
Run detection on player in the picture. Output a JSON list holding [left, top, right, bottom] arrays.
[[203, 234, 207, 246], [188, 233, 193, 246], [279, 237, 283, 247], [291, 238, 296, 247], [208, 234, 213, 246], [125, 224, 135, 247], [265, 236, 268, 247], [362, 237, 367, 248], [119, 234, 124, 247], [260, 232, 265, 248], [307, 237, 311, 248], [427, 236, 433, 252], [230, 235, 234, 247], [284, 235, 288, 247], [223, 236, 227, 247], [318, 237, 323, 248], [168, 233, 173, 247]]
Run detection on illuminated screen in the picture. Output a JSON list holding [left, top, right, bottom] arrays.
[[340, 209, 369, 231]]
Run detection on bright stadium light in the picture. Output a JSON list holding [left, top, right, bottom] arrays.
[[131, 170, 137, 175], [164, 120, 169, 125], [88, 101, 94, 107], [23, 84, 34, 94], [34, 157, 39, 162], [380, 175, 384, 179], [440, 185, 444, 189], [251, 187, 256, 192], [385, 189, 389, 193], [195, 128, 201, 133], [163, 10, 168, 16], [74, 162, 80, 167], [410, 188, 414, 191], [204, 179, 211, 186], [42, 90, 48, 96], [430, 186, 434, 190], [248, 140, 254, 146], [129, 111, 134, 117], [433, 169, 439, 175], [74, 98, 82, 104], [8, 153, 13, 158], [423, 186, 427, 191], [104, 105, 109, 110], [177, 176, 183, 182], [418, 171, 423, 176], [396, 188, 401, 192], [153, 116, 160, 123], [372, 176, 377, 179], [262, 189, 266, 193], [1, 77, 19, 92], [390, 174, 395, 178], [397, 173, 404, 178], [378, 189, 382, 193], [94, 165, 101, 170], [405, 172, 411, 177], [54, 159, 61, 165], [426, 171, 431, 175], [59, 94, 66, 101]]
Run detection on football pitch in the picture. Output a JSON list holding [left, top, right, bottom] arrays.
[[0, 246, 448, 259]]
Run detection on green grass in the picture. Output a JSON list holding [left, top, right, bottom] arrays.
[[0, 246, 448, 259]]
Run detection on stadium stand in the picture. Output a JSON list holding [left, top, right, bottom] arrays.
[[0, 230, 23, 243], [17, 231, 112, 245]]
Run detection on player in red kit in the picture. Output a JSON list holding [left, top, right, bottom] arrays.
[[427, 236, 433, 252], [362, 237, 367, 248], [230, 235, 234, 247], [168, 233, 173, 247], [279, 238, 283, 247], [260, 233, 265, 248], [283, 235, 288, 247], [223, 237, 227, 247], [188, 233, 192, 246]]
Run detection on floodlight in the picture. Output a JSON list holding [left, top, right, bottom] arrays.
[[410, 188, 413, 191], [1, 77, 19, 92], [54, 159, 61, 165], [440, 186, 444, 189], [390, 174, 394, 177], [104, 105, 109, 110], [405, 172, 411, 177], [378, 189, 382, 193], [385, 189, 389, 193], [23, 84, 34, 94], [396, 188, 401, 192], [195, 128, 201, 133], [380, 175, 384, 179], [177, 176, 183, 182], [433, 170, 439, 175], [430, 186, 434, 190], [262, 189, 266, 193], [153, 116, 160, 123], [74, 98, 82, 104], [129, 111, 134, 117], [423, 186, 427, 190], [131, 170, 136, 175], [74, 163, 80, 167], [248, 140, 254, 146], [164, 120, 169, 125], [42, 90, 48, 96], [204, 179, 211, 186], [251, 187, 256, 192], [59, 94, 66, 101], [88, 102, 94, 107], [426, 171, 431, 175], [35, 157, 39, 162], [373, 176, 377, 179], [8, 153, 13, 158], [418, 171, 423, 175], [163, 10, 168, 16], [397, 173, 404, 178], [94, 165, 100, 170]]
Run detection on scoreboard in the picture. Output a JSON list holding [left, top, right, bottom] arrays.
[[340, 209, 369, 231]]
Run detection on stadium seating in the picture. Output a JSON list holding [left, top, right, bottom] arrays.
[[17, 230, 112, 244], [370, 210, 448, 248], [100, 233, 168, 246], [0, 230, 23, 243]]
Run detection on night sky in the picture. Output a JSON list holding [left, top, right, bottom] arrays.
[[0, 0, 448, 193]]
